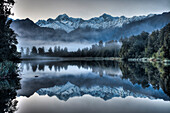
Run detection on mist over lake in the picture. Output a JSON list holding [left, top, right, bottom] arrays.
[[1, 0, 170, 113]]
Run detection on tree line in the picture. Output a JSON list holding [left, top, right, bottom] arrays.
[[21, 40, 121, 57], [21, 23, 169, 59], [119, 23, 170, 60]]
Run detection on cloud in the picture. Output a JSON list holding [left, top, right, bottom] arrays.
[[11, 0, 170, 22]]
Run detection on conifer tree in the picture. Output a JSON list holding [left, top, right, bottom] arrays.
[[31, 46, 37, 55]]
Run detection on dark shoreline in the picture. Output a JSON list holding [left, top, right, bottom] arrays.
[[20, 56, 170, 64], [21, 57, 122, 61]]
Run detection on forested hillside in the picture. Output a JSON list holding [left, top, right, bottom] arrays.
[[119, 23, 170, 60]]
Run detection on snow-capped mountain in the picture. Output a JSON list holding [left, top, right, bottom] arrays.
[[36, 13, 155, 33], [11, 12, 170, 42], [37, 82, 155, 101]]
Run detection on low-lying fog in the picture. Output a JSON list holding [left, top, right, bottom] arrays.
[[17, 38, 95, 52]]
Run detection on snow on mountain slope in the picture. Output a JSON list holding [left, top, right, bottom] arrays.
[[36, 13, 155, 33], [37, 82, 154, 101]]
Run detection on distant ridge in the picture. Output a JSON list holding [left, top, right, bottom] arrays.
[[11, 12, 170, 42], [36, 13, 156, 33]]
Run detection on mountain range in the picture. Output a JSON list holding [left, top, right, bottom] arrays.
[[11, 12, 170, 43], [36, 13, 155, 33]]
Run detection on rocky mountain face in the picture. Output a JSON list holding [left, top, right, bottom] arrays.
[[36, 13, 154, 33], [11, 12, 170, 42]]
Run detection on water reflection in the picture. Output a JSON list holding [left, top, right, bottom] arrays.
[[21, 60, 121, 77], [18, 60, 170, 101], [119, 62, 170, 97]]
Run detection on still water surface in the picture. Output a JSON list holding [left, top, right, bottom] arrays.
[[4, 60, 170, 113]]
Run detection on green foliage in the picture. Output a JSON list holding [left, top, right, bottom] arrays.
[[119, 62, 170, 95], [0, 61, 19, 78], [0, 0, 20, 61], [119, 23, 170, 60], [0, 2, 20, 112], [119, 32, 149, 59]]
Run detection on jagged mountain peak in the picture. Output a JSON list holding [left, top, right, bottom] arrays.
[[11, 12, 170, 43], [100, 13, 113, 18], [15, 18, 35, 25], [56, 13, 69, 21], [58, 13, 69, 18], [35, 12, 168, 33]]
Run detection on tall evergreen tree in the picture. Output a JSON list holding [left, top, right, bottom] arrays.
[[20, 47, 24, 56], [26, 47, 30, 56], [119, 24, 170, 60], [54, 46, 57, 53], [0, 0, 20, 61], [38, 47, 45, 54], [31, 46, 37, 55], [48, 47, 53, 54]]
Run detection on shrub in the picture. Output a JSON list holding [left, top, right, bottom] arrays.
[[0, 61, 19, 78]]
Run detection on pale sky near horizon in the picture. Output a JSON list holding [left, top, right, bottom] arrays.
[[11, 0, 170, 22]]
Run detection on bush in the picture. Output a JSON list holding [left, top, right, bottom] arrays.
[[0, 61, 19, 78]]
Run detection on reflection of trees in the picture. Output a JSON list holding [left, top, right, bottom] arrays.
[[38, 64, 44, 71], [0, 62, 21, 112], [119, 62, 150, 88], [158, 66, 170, 96], [48, 64, 53, 71], [23, 61, 170, 97], [31, 64, 37, 72], [23, 61, 121, 77], [119, 62, 170, 97], [26, 63, 30, 71]]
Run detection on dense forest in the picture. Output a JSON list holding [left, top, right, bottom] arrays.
[[119, 23, 170, 60]]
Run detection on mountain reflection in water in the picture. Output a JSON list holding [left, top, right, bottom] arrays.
[[17, 60, 170, 101], [1, 60, 170, 113]]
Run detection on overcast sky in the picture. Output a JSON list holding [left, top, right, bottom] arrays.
[[11, 0, 170, 22]]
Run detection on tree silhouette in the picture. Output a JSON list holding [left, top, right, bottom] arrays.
[[54, 46, 57, 53], [31, 46, 37, 55], [48, 47, 53, 54], [26, 47, 30, 56], [0, 0, 20, 61], [38, 47, 45, 55], [20, 47, 24, 56]]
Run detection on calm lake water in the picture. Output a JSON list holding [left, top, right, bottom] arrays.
[[2, 60, 170, 113]]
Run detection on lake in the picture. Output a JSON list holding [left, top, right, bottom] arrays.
[[1, 60, 170, 113]]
